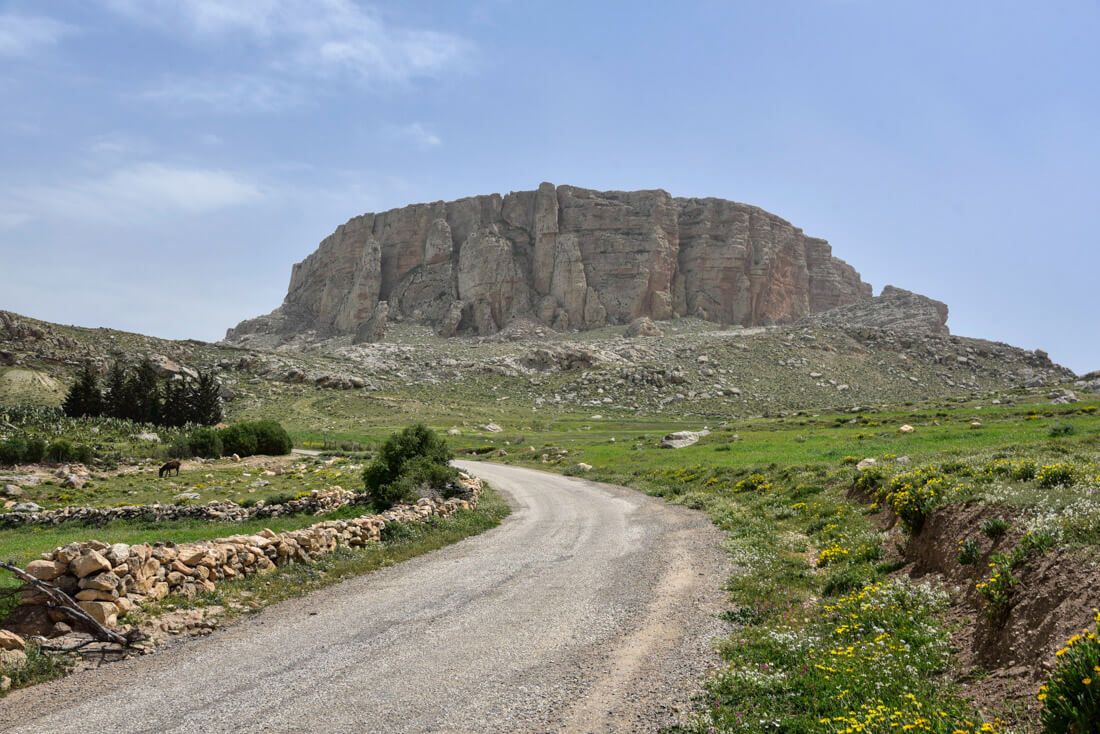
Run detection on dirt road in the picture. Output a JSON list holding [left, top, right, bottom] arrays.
[[1, 462, 729, 733]]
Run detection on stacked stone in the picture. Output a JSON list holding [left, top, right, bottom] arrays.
[[0, 487, 358, 529], [5, 477, 481, 637]]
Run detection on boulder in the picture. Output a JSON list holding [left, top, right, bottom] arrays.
[[78, 571, 121, 592], [660, 430, 710, 449], [856, 458, 877, 471], [10, 502, 41, 513], [76, 601, 118, 627], [23, 560, 67, 581], [898, 424, 915, 434], [0, 630, 25, 651], [623, 316, 662, 338], [70, 550, 111, 578], [0, 649, 26, 669]]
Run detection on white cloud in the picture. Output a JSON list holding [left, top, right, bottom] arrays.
[[142, 74, 303, 112], [0, 163, 262, 227], [386, 122, 442, 150], [106, 0, 473, 83], [0, 13, 72, 56]]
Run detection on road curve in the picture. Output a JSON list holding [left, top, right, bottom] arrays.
[[0, 462, 729, 733]]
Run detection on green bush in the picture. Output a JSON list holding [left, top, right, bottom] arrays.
[[852, 465, 886, 493], [1049, 423, 1077, 437], [252, 420, 293, 456], [734, 473, 771, 492], [219, 423, 258, 457], [1013, 459, 1038, 481], [957, 538, 981, 565], [188, 426, 223, 459], [218, 420, 292, 457], [362, 424, 455, 510], [165, 437, 192, 460], [263, 491, 298, 506], [1, 435, 81, 465], [45, 439, 74, 463], [24, 437, 46, 463], [1037, 463, 1076, 488], [1038, 612, 1100, 732], [0, 436, 28, 465]]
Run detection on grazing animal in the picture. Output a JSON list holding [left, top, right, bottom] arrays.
[[158, 460, 181, 478]]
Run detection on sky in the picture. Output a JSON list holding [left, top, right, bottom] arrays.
[[0, 1, 1097, 373]]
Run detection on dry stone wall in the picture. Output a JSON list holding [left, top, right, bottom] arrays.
[[0, 488, 359, 529], [4, 476, 483, 637]]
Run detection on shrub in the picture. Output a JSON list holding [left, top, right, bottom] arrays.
[[879, 468, 947, 531], [362, 424, 455, 510], [1050, 423, 1077, 437], [23, 437, 46, 463], [218, 420, 292, 457], [45, 439, 74, 463], [957, 538, 981, 565], [975, 552, 1017, 624], [0, 436, 28, 465], [165, 437, 192, 460], [982, 517, 1010, 539], [219, 423, 258, 457], [263, 491, 298, 506], [852, 465, 886, 493], [1038, 610, 1100, 733], [1038, 463, 1076, 488], [188, 426, 223, 459], [1013, 459, 1038, 481], [252, 420, 293, 456], [734, 473, 771, 493]]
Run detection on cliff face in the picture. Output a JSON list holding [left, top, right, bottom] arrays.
[[227, 183, 874, 340]]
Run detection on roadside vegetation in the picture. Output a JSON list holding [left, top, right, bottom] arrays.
[[485, 397, 1100, 732]]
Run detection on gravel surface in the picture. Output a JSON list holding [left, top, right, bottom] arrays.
[[0, 462, 730, 733]]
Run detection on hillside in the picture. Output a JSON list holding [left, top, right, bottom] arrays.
[[0, 307, 1087, 434]]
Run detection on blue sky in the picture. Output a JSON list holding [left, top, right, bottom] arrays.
[[0, 1, 1097, 373]]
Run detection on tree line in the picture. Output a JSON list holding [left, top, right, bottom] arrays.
[[62, 359, 222, 427]]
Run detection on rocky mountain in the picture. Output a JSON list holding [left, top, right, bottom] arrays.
[[800, 286, 950, 335], [226, 184, 876, 342]]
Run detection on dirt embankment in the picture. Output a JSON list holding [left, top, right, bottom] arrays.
[[873, 501, 1099, 718]]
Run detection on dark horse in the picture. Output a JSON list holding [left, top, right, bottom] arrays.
[[158, 460, 181, 478]]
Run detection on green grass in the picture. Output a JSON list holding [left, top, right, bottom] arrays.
[[10, 455, 361, 511]]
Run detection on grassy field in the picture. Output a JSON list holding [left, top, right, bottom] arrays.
[[8, 454, 362, 511]]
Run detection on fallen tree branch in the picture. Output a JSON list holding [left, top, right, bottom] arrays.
[[0, 561, 131, 647]]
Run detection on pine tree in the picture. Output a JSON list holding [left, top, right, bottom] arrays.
[[192, 370, 223, 425], [103, 362, 130, 419], [161, 379, 192, 427], [128, 359, 162, 424], [62, 362, 104, 418]]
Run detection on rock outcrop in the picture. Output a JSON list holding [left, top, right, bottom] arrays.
[[800, 285, 950, 335], [226, 184, 875, 340]]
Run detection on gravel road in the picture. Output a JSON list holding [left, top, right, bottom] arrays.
[[0, 462, 730, 733]]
